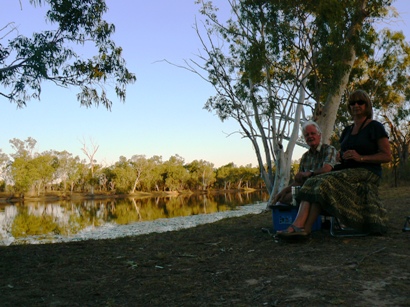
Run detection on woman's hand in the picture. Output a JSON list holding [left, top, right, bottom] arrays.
[[342, 137, 391, 163], [342, 149, 360, 161]]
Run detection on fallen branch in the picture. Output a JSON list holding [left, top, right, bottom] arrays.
[[356, 247, 386, 269]]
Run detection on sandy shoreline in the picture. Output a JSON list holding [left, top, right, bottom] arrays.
[[4, 201, 268, 246]]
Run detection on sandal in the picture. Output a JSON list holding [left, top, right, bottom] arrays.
[[276, 224, 309, 238]]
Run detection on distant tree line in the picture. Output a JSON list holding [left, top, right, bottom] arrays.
[[0, 137, 269, 196], [1, 136, 403, 197]]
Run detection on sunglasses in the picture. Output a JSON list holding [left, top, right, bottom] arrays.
[[349, 100, 366, 106]]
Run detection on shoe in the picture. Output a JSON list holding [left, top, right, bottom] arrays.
[[276, 224, 309, 238]]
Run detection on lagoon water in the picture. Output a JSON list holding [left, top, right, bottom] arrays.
[[0, 191, 268, 246]]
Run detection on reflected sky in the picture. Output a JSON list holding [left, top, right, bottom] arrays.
[[0, 191, 268, 246]]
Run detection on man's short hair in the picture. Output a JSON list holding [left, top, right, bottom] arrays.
[[301, 120, 322, 136]]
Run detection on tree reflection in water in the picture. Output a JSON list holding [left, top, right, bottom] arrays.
[[0, 191, 268, 245]]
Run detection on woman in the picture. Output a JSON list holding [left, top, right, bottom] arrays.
[[277, 90, 392, 238]]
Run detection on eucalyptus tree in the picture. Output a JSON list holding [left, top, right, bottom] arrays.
[[192, 0, 391, 198], [238, 164, 260, 189], [0, 149, 10, 184], [215, 163, 237, 190], [80, 138, 99, 194], [8, 138, 38, 193], [368, 30, 410, 182], [383, 112, 410, 184], [162, 155, 189, 191], [1, 0, 136, 109], [129, 155, 149, 193], [9, 137, 37, 159], [30, 152, 58, 196], [69, 159, 89, 192], [110, 154, 165, 193], [185, 159, 216, 190], [111, 156, 135, 194], [141, 155, 164, 192], [64, 155, 83, 193], [344, 29, 410, 184], [99, 166, 116, 191], [53, 150, 81, 193], [7, 138, 56, 194], [8, 140, 58, 195], [9, 156, 34, 193]]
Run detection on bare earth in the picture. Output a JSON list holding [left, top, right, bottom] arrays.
[[1, 186, 409, 306]]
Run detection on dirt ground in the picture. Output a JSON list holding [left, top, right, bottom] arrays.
[[1, 186, 409, 307]]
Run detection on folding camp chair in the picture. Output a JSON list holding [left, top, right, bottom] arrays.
[[330, 216, 370, 237]]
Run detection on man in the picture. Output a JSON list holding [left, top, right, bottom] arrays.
[[268, 121, 337, 208]]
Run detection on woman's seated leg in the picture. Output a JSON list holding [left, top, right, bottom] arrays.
[[277, 200, 311, 234], [304, 203, 321, 233]]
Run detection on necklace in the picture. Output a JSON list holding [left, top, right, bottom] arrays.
[[352, 118, 368, 134]]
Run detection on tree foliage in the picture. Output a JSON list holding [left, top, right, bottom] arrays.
[[190, 0, 392, 198], [342, 28, 410, 185], [0, 0, 136, 109], [3, 137, 265, 195], [185, 159, 216, 190]]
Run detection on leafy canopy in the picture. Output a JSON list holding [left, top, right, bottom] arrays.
[[0, 0, 136, 109]]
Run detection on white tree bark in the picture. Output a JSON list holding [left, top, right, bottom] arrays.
[[316, 47, 356, 143], [269, 63, 311, 202], [80, 138, 99, 195]]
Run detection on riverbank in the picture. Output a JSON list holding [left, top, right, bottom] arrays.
[[1, 185, 409, 306], [0, 188, 268, 246], [0, 188, 259, 204], [4, 200, 268, 246]]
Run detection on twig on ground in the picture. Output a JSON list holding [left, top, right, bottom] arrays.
[[356, 247, 386, 269]]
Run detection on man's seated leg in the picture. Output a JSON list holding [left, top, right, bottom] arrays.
[[277, 191, 292, 205]]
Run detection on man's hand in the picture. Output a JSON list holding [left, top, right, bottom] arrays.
[[271, 186, 291, 205], [272, 192, 282, 204], [294, 171, 312, 183], [336, 151, 342, 162]]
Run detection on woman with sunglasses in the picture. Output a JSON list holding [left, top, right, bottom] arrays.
[[277, 89, 392, 239]]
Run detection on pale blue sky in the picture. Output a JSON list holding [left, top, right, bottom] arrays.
[[1, 1, 409, 167]]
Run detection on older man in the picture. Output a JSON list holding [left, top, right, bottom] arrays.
[[269, 121, 337, 207]]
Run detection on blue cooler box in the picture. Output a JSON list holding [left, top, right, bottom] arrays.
[[271, 205, 322, 232]]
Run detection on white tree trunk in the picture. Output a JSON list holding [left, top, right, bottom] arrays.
[[316, 46, 356, 143], [269, 63, 311, 202]]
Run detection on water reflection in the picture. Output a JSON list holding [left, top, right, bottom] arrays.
[[0, 191, 268, 246]]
